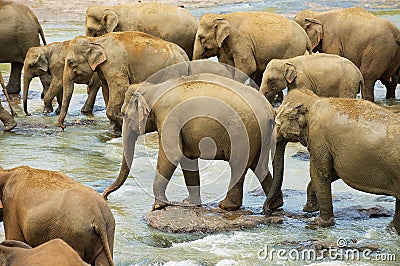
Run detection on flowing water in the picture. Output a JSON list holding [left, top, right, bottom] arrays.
[[1, 1, 400, 265]]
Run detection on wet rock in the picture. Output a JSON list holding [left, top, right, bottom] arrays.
[[376, 196, 396, 202], [146, 205, 283, 233], [66, 119, 96, 126], [291, 149, 310, 161], [336, 205, 393, 219]]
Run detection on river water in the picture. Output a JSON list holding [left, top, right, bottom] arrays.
[[0, 1, 400, 265]]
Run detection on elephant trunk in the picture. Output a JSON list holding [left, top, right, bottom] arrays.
[[265, 91, 277, 103], [23, 72, 34, 116], [103, 121, 138, 200], [59, 69, 74, 129], [192, 39, 204, 60], [264, 138, 288, 213]]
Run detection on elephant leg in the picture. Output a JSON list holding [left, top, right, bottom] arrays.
[[219, 167, 248, 211], [82, 82, 101, 114], [310, 154, 335, 227], [43, 79, 62, 114], [0, 103, 16, 131], [394, 198, 400, 234], [303, 174, 340, 213], [381, 76, 398, 99], [180, 157, 201, 206], [152, 143, 179, 211], [55, 90, 62, 114], [39, 73, 52, 99], [7, 62, 23, 95]]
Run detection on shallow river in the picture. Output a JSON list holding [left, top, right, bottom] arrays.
[[1, 1, 400, 265]]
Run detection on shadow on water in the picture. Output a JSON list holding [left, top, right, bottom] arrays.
[[0, 1, 399, 265]]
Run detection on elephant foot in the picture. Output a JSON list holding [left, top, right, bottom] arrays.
[[315, 216, 335, 227], [152, 199, 170, 211], [182, 197, 202, 206], [81, 106, 93, 115], [8, 93, 21, 101], [263, 190, 284, 214], [3, 121, 17, 132], [218, 198, 241, 211], [6, 85, 21, 96], [43, 106, 53, 114], [303, 201, 319, 213]]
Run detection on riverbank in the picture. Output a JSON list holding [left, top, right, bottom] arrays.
[[22, 0, 262, 23]]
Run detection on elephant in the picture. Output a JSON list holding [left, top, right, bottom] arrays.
[[294, 6, 400, 102], [264, 89, 400, 233], [102, 73, 283, 212], [0, 166, 115, 265], [0, 0, 51, 95], [60, 31, 189, 131], [23, 41, 105, 115], [260, 53, 364, 102], [85, 2, 198, 59], [192, 12, 312, 87], [0, 72, 16, 132], [0, 239, 89, 265]]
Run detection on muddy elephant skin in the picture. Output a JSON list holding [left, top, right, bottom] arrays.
[[0, 166, 115, 265], [266, 89, 400, 233]]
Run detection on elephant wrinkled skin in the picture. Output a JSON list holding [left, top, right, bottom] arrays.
[[85, 3, 198, 59], [61, 31, 189, 131], [0, 0, 50, 95], [260, 53, 364, 102], [193, 12, 311, 86], [0, 166, 115, 265], [103, 73, 283, 212], [295, 6, 400, 101], [266, 89, 400, 233], [23, 42, 104, 115], [0, 239, 89, 266]]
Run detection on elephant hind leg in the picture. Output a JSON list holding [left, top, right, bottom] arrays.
[[303, 174, 339, 213], [393, 198, 400, 234], [218, 167, 248, 211], [7, 62, 23, 95], [181, 157, 201, 206]]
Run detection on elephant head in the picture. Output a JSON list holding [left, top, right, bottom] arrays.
[[103, 83, 151, 199], [260, 60, 297, 103], [193, 14, 231, 60], [23, 47, 49, 115], [264, 89, 317, 212], [294, 11, 323, 51], [60, 37, 106, 129], [85, 7, 118, 37]]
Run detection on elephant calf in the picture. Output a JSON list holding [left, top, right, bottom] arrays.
[[0, 239, 88, 265], [23, 42, 104, 115], [103, 73, 282, 212], [0, 166, 115, 265], [266, 89, 400, 234], [260, 53, 364, 102]]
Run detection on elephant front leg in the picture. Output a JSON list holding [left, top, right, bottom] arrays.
[[152, 144, 179, 211], [181, 158, 201, 206], [219, 167, 248, 211], [7, 62, 23, 95], [310, 155, 335, 227], [258, 172, 283, 211], [393, 198, 400, 234], [303, 181, 319, 213]]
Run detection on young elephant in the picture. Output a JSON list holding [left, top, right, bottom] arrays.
[[265, 89, 400, 233], [60, 31, 189, 131], [193, 12, 311, 86], [0, 166, 115, 265], [103, 73, 283, 212], [0, 239, 89, 265], [85, 3, 198, 59], [260, 53, 364, 102], [295, 7, 400, 101], [23, 42, 104, 115]]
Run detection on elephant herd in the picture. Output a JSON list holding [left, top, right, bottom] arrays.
[[0, 1, 399, 265]]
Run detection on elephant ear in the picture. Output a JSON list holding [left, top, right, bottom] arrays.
[[214, 18, 231, 48], [87, 43, 107, 71], [284, 63, 297, 84], [102, 9, 118, 33], [304, 18, 323, 50], [277, 104, 307, 139], [30, 50, 49, 72]]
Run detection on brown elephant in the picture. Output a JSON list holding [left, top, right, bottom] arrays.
[[193, 12, 311, 87], [0, 166, 115, 265], [260, 53, 364, 102], [103, 73, 283, 212], [85, 2, 199, 59], [23, 42, 105, 115], [0, 239, 89, 266], [265, 89, 400, 233], [0, 0, 50, 95], [0, 72, 16, 132], [61, 31, 189, 131], [295, 6, 400, 102]]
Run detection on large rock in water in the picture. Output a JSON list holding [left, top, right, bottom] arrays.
[[146, 205, 283, 233]]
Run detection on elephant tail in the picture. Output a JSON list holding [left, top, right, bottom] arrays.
[[33, 14, 47, 45], [93, 222, 114, 266]]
